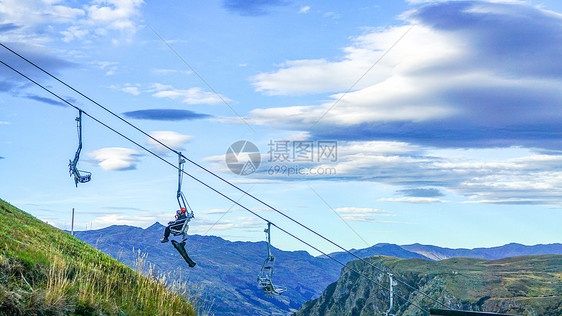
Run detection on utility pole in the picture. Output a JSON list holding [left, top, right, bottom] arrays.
[[71, 208, 75, 235]]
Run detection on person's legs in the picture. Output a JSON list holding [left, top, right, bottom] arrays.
[[161, 226, 171, 242], [172, 240, 196, 267]]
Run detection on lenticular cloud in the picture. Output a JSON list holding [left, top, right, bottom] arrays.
[[248, 0, 562, 149]]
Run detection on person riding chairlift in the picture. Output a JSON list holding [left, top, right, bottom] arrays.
[[161, 207, 187, 243]]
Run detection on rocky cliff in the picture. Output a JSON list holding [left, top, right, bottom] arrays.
[[295, 255, 562, 316]]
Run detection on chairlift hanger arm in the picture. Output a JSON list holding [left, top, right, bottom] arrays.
[[69, 109, 91, 186], [177, 152, 185, 196], [72, 110, 83, 165], [265, 222, 272, 258], [176, 151, 194, 218]]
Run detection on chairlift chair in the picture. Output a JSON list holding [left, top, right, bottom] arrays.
[[257, 222, 286, 295], [166, 152, 197, 268], [258, 256, 286, 295], [168, 216, 190, 242], [169, 152, 195, 243]]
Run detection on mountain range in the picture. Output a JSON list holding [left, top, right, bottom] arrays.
[[73, 223, 562, 315], [73, 223, 340, 315], [401, 242, 562, 261]]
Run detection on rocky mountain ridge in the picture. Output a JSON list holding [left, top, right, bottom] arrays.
[[295, 255, 562, 316]]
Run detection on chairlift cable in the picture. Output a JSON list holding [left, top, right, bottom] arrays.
[[0, 44, 395, 282], [0, 44, 447, 312]]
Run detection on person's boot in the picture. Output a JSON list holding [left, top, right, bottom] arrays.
[[160, 237, 169, 243]]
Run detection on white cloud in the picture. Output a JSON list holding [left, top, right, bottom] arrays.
[[202, 209, 230, 215], [152, 86, 229, 105], [335, 207, 389, 213], [0, 0, 144, 43], [285, 131, 311, 141], [190, 216, 261, 233], [0, 0, 85, 26], [299, 6, 311, 14], [203, 139, 562, 206], [229, 178, 280, 184], [147, 131, 193, 154], [86, 0, 142, 24], [244, 2, 562, 150], [149, 83, 174, 91], [378, 197, 446, 204], [252, 25, 439, 96], [121, 85, 140, 95], [0, 121, 11, 125], [323, 11, 340, 20], [85, 0, 144, 35], [248, 25, 462, 125], [318, 142, 562, 206], [88, 147, 141, 171], [61, 25, 90, 42], [406, 0, 523, 3], [152, 68, 192, 75], [342, 141, 420, 155], [109, 83, 141, 95], [93, 213, 156, 227], [339, 145, 562, 206], [333, 207, 391, 222], [247, 84, 455, 126], [90, 61, 119, 76]]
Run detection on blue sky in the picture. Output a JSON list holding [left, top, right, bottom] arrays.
[[1, 0, 561, 254]]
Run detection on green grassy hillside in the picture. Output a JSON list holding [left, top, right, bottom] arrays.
[[0, 198, 197, 315]]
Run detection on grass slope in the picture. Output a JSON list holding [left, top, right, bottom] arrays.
[[0, 198, 197, 315]]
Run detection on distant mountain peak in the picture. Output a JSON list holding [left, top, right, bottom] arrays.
[[146, 222, 165, 230], [373, 243, 391, 247]]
